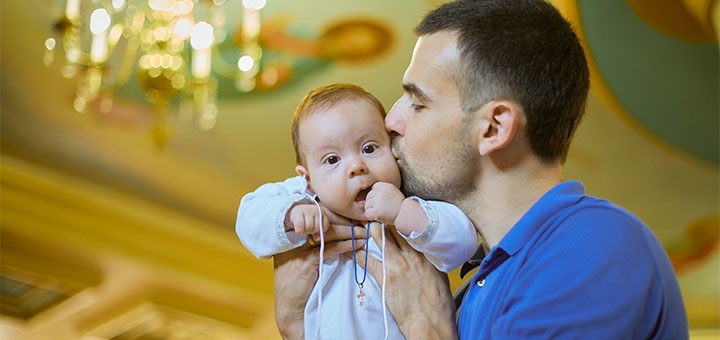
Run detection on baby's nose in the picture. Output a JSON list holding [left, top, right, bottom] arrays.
[[348, 159, 369, 177]]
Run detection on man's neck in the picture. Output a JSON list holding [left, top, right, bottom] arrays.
[[458, 161, 564, 250]]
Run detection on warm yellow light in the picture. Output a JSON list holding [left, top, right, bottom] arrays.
[[148, 0, 163, 11], [65, 0, 80, 19], [90, 9, 111, 63], [151, 54, 162, 68], [90, 9, 111, 34], [170, 55, 183, 70], [190, 22, 213, 50], [174, 18, 193, 38], [153, 26, 172, 41], [237, 55, 254, 72], [260, 66, 279, 86], [243, 0, 266, 10], [173, 0, 194, 15], [111, 0, 125, 10], [242, 4, 262, 39], [171, 74, 186, 89], [191, 22, 213, 79], [48, 0, 268, 140], [44, 38, 57, 51], [43, 38, 56, 66]]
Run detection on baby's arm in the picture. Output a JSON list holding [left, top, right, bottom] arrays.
[[236, 176, 315, 258], [364, 183, 478, 272], [404, 199, 478, 272], [285, 202, 328, 235]]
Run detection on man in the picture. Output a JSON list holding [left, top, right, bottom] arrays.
[[273, 0, 689, 339]]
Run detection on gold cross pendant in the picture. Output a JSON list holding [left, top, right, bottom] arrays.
[[357, 284, 365, 306]]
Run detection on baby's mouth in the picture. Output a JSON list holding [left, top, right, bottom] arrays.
[[355, 187, 371, 202]]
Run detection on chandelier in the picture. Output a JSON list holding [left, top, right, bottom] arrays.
[[44, 0, 268, 147]]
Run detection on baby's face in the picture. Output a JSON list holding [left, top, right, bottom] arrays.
[[298, 98, 401, 221]]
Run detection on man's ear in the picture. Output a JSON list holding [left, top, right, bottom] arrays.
[[295, 165, 314, 193], [478, 101, 520, 156]]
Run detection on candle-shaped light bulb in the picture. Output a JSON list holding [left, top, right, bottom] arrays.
[[242, 0, 266, 10], [90, 9, 111, 63], [190, 22, 214, 79], [190, 22, 213, 51], [90, 9, 111, 34], [242, 0, 265, 39], [66, 0, 80, 20]]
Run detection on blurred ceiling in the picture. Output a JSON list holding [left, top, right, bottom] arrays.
[[1, 0, 429, 230], [1, 0, 718, 339]]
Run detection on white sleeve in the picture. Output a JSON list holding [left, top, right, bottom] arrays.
[[401, 197, 478, 272], [235, 176, 313, 259]]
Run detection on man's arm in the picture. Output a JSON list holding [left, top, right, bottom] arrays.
[[363, 224, 459, 340], [273, 246, 316, 340]]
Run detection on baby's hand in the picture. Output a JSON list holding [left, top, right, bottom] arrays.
[[286, 203, 329, 235], [364, 182, 405, 224]]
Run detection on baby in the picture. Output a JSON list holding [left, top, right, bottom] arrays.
[[236, 83, 477, 339]]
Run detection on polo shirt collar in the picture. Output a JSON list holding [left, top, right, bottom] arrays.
[[460, 181, 587, 279], [496, 180, 586, 256]]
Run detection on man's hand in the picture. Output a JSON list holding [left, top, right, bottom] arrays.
[[360, 224, 459, 340]]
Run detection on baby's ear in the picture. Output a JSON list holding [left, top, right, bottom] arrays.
[[295, 165, 314, 193]]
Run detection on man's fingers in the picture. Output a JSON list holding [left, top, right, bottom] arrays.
[[370, 222, 401, 248], [358, 249, 385, 286], [321, 238, 365, 258], [322, 206, 352, 225], [358, 223, 396, 286], [306, 222, 367, 257], [317, 223, 367, 240], [308, 222, 362, 239]]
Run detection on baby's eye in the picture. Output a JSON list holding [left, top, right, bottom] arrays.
[[363, 144, 378, 154], [411, 103, 425, 111], [324, 155, 340, 165]]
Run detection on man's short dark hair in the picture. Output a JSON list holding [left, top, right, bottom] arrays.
[[416, 0, 590, 164]]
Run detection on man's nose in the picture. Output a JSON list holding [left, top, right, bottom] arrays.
[[385, 100, 405, 136]]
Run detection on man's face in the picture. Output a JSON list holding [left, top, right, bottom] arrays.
[[386, 32, 479, 203], [299, 98, 401, 221]]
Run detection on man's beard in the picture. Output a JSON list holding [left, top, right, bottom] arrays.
[[397, 127, 478, 204]]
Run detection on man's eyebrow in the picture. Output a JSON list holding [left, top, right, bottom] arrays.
[[402, 83, 432, 103]]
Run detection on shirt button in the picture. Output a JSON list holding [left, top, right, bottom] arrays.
[[477, 278, 485, 287]]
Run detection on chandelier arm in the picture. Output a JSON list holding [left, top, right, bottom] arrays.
[[60, 26, 94, 67], [114, 37, 140, 87]]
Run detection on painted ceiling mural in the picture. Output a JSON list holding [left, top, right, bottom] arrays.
[[560, 0, 719, 330], [0, 0, 718, 338], [582, 0, 718, 164]]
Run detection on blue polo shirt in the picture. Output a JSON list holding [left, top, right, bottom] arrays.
[[457, 181, 688, 339]]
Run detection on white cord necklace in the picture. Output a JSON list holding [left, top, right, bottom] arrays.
[[309, 196, 325, 340], [309, 196, 389, 340]]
